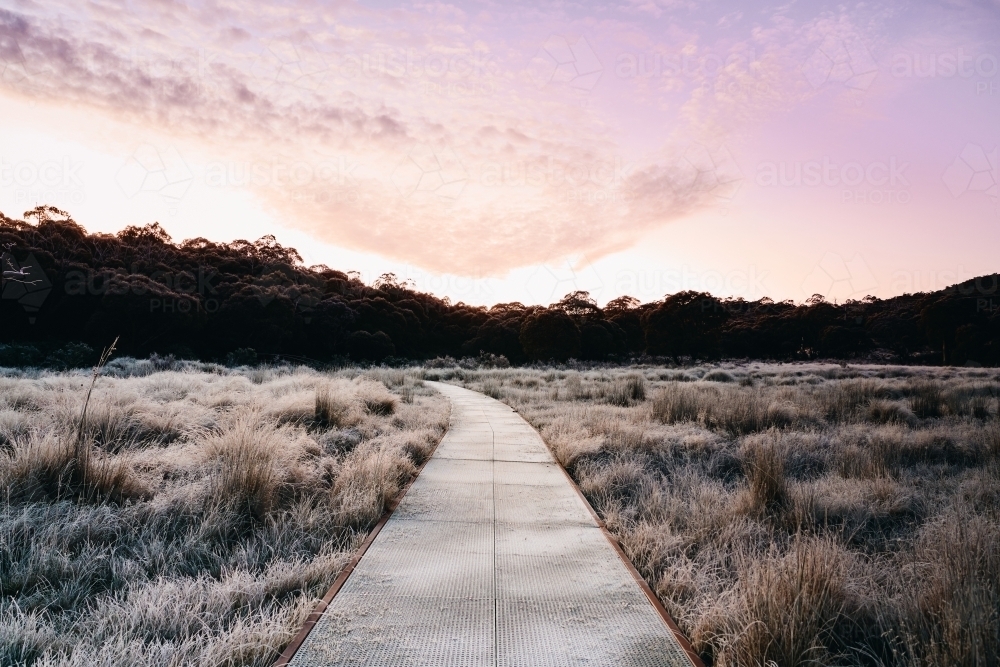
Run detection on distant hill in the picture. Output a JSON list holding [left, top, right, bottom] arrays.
[[2, 207, 997, 367]]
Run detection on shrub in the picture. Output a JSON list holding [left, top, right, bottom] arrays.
[[0, 344, 43, 368], [44, 343, 95, 370]]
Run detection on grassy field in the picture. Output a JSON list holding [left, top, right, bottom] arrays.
[[0, 362, 446, 667], [438, 363, 1000, 667]]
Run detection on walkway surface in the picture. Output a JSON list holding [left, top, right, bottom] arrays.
[[288, 382, 695, 667]]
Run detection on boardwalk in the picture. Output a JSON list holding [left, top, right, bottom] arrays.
[[286, 382, 695, 667]]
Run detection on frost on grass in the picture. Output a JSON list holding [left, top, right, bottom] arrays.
[[0, 367, 448, 667], [449, 363, 1000, 667]]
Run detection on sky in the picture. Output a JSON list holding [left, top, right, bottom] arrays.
[[0, 0, 998, 307]]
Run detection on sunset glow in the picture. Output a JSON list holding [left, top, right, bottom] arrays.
[[1, 0, 998, 305]]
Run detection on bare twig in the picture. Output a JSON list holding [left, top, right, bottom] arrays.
[[75, 338, 119, 490], [1, 253, 42, 285]]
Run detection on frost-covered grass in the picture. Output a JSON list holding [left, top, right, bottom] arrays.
[[436, 362, 1000, 667], [0, 365, 447, 667]]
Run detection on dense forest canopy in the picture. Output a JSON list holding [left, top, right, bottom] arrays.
[[2, 207, 998, 366]]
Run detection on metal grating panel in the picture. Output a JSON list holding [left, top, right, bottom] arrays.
[[292, 595, 495, 667], [495, 523, 640, 599], [340, 519, 495, 599], [492, 442, 553, 463], [494, 460, 566, 486], [494, 483, 593, 526], [418, 457, 494, 484], [497, 598, 693, 667], [393, 481, 494, 523]]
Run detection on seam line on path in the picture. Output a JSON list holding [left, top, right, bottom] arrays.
[[492, 418, 499, 667]]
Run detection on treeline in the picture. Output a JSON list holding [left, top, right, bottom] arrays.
[[2, 207, 998, 367]]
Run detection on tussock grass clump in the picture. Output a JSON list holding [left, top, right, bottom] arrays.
[[1, 432, 150, 504], [564, 373, 584, 400], [942, 385, 994, 418], [702, 369, 735, 383], [822, 378, 884, 422], [703, 389, 795, 437], [740, 433, 788, 513], [331, 442, 416, 527], [909, 381, 944, 419], [356, 379, 398, 416], [866, 399, 916, 425], [315, 381, 353, 428], [895, 514, 1000, 667], [481, 379, 505, 400], [721, 537, 852, 667], [649, 383, 794, 435], [204, 413, 288, 521], [602, 373, 647, 406], [650, 383, 703, 423], [0, 410, 31, 451]]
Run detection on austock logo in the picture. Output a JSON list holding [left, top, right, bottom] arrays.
[[248, 37, 330, 93], [0, 33, 28, 83], [679, 144, 743, 205], [801, 34, 878, 91], [942, 143, 998, 210], [391, 145, 469, 200], [62, 267, 220, 314], [115, 144, 194, 204], [525, 259, 604, 305], [1, 252, 52, 324], [529, 35, 603, 91], [802, 252, 878, 302]]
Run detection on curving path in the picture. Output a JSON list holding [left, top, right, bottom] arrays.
[[285, 382, 697, 667]]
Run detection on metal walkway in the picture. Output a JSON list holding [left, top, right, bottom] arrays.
[[286, 382, 696, 667]]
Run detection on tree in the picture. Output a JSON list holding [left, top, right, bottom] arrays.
[[641, 291, 729, 359], [346, 330, 395, 361], [519, 309, 580, 361]]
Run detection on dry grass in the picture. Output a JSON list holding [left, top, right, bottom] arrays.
[[0, 364, 448, 667], [443, 362, 1000, 667]]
